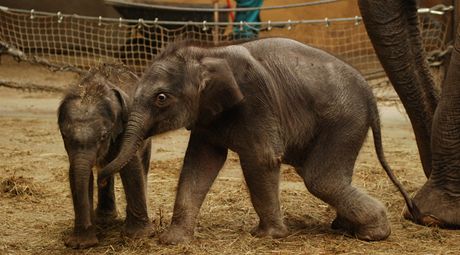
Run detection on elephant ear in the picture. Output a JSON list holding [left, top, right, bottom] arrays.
[[111, 87, 130, 141], [197, 57, 244, 125]]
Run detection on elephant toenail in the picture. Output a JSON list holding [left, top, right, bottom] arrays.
[[421, 215, 442, 227]]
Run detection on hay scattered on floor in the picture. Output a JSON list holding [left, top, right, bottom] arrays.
[[1, 175, 41, 197]]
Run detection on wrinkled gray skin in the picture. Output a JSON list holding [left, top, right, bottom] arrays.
[[99, 38, 414, 242], [359, 0, 460, 228], [58, 64, 152, 249]]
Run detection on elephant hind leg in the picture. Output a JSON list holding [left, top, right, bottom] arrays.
[[95, 174, 118, 225], [296, 125, 391, 241]]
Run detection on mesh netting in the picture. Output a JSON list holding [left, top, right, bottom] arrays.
[[0, 6, 452, 82]]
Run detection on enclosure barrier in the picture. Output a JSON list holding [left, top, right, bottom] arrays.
[[0, 4, 453, 87], [104, 0, 338, 12]]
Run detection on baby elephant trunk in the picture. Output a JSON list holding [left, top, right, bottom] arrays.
[[98, 111, 147, 185]]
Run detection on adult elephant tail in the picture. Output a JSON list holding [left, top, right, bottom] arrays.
[[98, 111, 148, 185], [368, 98, 421, 221]]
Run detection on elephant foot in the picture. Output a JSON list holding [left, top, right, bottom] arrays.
[[122, 220, 154, 239], [159, 225, 193, 245], [95, 208, 118, 226], [331, 215, 354, 231], [354, 219, 391, 241], [404, 180, 460, 229], [331, 215, 390, 241], [250, 222, 289, 239], [64, 226, 98, 249]]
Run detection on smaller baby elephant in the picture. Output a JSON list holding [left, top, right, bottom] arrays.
[[58, 64, 152, 249]]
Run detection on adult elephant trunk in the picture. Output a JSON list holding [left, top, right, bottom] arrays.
[[358, 0, 439, 178], [98, 110, 148, 183]]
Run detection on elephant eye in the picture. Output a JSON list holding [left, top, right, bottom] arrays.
[[100, 131, 109, 141], [155, 93, 169, 106], [157, 93, 167, 101]]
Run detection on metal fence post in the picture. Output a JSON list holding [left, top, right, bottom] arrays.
[[455, 0, 459, 32], [213, 0, 219, 45]]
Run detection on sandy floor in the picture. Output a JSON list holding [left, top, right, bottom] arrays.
[[0, 58, 459, 254]]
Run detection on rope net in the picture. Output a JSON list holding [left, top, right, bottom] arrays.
[[0, 6, 452, 86]]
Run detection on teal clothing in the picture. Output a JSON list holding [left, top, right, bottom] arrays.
[[233, 0, 263, 39]]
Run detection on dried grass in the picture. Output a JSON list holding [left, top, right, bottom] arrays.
[[1, 175, 41, 197], [1, 86, 460, 254]]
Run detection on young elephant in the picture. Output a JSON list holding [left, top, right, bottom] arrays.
[[98, 38, 416, 243], [58, 64, 152, 248]]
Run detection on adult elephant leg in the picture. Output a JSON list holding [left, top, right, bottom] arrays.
[[359, 0, 460, 228], [358, 0, 439, 178], [65, 155, 99, 249], [239, 154, 289, 238], [95, 175, 117, 225], [159, 131, 227, 244], [406, 25, 460, 228], [119, 155, 152, 238]]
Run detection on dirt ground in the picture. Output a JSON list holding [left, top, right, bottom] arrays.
[[0, 57, 459, 255]]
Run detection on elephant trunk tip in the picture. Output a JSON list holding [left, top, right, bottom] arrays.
[[97, 159, 129, 186], [98, 176, 109, 187], [97, 165, 115, 187], [97, 110, 147, 186]]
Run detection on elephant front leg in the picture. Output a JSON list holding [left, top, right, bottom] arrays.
[[119, 156, 152, 238], [159, 132, 228, 244], [95, 175, 118, 225], [404, 179, 460, 228], [239, 156, 289, 239], [65, 165, 98, 249]]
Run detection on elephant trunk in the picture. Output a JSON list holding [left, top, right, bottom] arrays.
[[358, 0, 439, 178], [69, 153, 95, 227], [98, 110, 148, 183]]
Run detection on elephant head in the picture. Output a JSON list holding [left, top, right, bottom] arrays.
[[359, 0, 460, 228], [98, 46, 244, 180], [58, 72, 131, 172]]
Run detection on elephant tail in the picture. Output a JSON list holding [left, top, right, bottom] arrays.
[[368, 98, 421, 220]]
